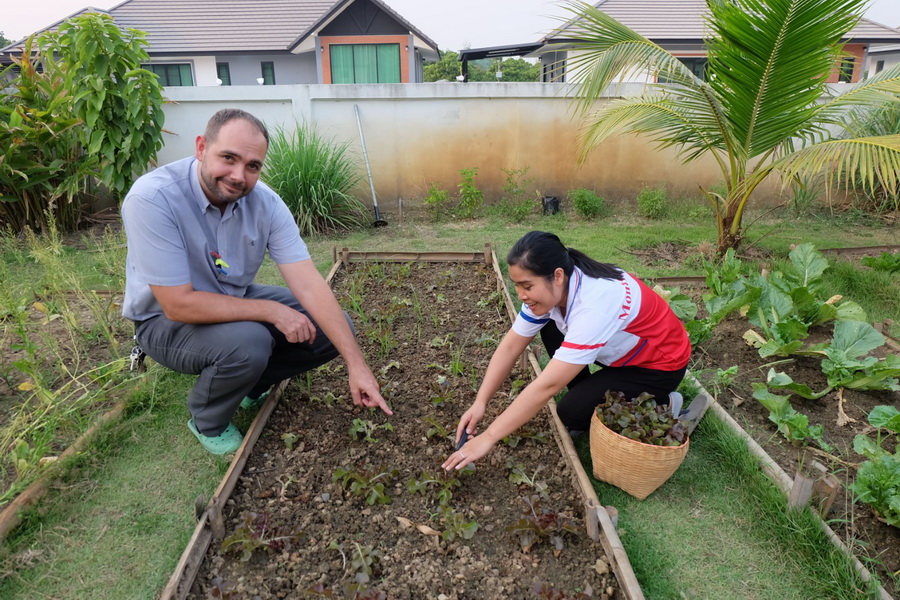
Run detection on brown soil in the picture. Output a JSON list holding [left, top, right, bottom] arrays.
[[694, 315, 900, 596], [189, 261, 621, 600]]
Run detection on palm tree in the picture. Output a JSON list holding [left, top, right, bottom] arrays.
[[552, 0, 900, 253]]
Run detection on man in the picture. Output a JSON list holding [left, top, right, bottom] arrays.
[[122, 108, 390, 454]]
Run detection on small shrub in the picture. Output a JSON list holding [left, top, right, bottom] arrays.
[[424, 183, 452, 221], [262, 123, 368, 236], [636, 187, 667, 219], [500, 166, 538, 222], [568, 188, 605, 219], [456, 167, 484, 219]]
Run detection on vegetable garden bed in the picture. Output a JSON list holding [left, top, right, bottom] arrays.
[[682, 246, 900, 598], [163, 247, 634, 600]]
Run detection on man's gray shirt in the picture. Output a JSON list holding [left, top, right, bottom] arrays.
[[122, 156, 310, 321]]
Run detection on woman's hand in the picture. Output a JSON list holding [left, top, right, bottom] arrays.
[[442, 432, 497, 471], [454, 402, 486, 446]]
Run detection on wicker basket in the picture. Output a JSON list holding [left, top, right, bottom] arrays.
[[589, 411, 689, 500]]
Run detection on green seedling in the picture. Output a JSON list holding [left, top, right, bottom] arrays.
[[502, 427, 548, 448], [429, 375, 453, 408], [507, 494, 577, 555], [311, 391, 339, 406], [328, 539, 382, 584], [440, 506, 479, 542], [379, 361, 401, 376], [407, 469, 462, 507], [429, 333, 454, 348], [348, 418, 394, 443], [422, 416, 452, 441], [849, 406, 900, 527], [281, 432, 301, 450], [752, 384, 832, 451], [332, 465, 398, 505], [220, 512, 304, 562], [277, 474, 299, 499], [508, 461, 549, 499]]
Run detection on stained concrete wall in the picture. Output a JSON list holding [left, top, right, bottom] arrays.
[[158, 83, 782, 208]]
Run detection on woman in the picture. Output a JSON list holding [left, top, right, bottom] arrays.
[[443, 231, 691, 471]]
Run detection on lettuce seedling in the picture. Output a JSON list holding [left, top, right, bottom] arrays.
[[849, 406, 900, 528], [751, 384, 832, 451], [220, 512, 304, 562], [507, 494, 577, 555], [332, 465, 398, 505], [348, 418, 394, 443]]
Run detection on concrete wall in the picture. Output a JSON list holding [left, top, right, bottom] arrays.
[[158, 82, 782, 208]]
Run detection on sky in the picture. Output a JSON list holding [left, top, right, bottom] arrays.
[[3, 0, 900, 50]]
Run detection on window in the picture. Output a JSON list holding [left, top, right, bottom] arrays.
[[145, 63, 193, 86], [261, 62, 275, 85], [838, 57, 855, 82], [875, 60, 885, 74], [216, 62, 231, 86], [658, 57, 708, 83], [330, 44, 400, 84]]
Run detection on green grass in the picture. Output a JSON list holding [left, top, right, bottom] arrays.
[[576, 411, 880, 599], [0, 206, 896, 598], [0, 370, 228, 599]]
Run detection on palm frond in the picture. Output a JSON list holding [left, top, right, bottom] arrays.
[[815, 63, 900, 129], [775, 135, 900, 197], [550, 0, 698, 117], [706, 0, 866, 157]]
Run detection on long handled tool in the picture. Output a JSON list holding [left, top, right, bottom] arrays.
[[354, 104, 388, 227]]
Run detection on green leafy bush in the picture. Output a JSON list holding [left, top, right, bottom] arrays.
[[424, 183, 452, 221], [596, 390, 687, 446], [849, 406, 900, 527], [568, 188, 605, 219], [861, 251, 900, 274], [751, 384, 832, 451], [636, 187, 667, 219], [500, 166, 537, 222], [262, 123, 368, 236], [456, 167, 484, 219], [0, 14, 164, 232]]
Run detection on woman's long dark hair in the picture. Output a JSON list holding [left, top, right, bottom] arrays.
[[507, 231, 622, 281]]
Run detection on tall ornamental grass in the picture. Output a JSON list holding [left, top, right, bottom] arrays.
[[262, 124, 369, 236]]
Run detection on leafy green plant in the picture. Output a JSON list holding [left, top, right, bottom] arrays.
[[440, 506, 479, 542], [764, 321, 900, 398], [348, 418, 394, 443], [503, 427, 548, 448], [332, 465, 398, 505], [456, 167, 484, 219], [508, 461, 549, 499], [507, 494, 578, 554], [327, 540, 382, 585], [428, 374, 454, 407], [424, 183, 452, 221], [220, 512, 304, 562], [751, 384, 832, 451], [861, 251, 900, 274], [422, 416, 452, 441], [559, 0, 900, 253], [499, 166, 537, 221], [0, 14, 165, 232], [636, 187, 667, 219], [596, 390, 687, 446], [652, 285, 698, 322], [568, 188, 605, 219], [281, 432, 301, 450], [262, 123, 368, 235], [849, 406, 900, 527], [407, 469, 462, 506]]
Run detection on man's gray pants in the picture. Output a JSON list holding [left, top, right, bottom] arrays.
[[134, 284, 350, 436]]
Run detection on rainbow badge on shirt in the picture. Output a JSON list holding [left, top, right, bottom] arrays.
[[211, 251, 230, 275]]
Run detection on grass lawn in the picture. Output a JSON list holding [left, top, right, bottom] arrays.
[[0, 206, 897, 598]]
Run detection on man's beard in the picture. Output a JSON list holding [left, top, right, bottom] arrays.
[[200, 164, 248, 204]]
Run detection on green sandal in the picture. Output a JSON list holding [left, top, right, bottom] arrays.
[[240, 389, 270, 410], [187, 420, 243, 455]]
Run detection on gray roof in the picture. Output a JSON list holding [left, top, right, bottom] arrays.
[[1, 0, 439, 55], [545, 0, 900, 44]]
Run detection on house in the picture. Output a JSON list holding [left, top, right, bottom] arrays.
[[0, 0, 440, 85], [532, 0, 900, 84], [867, 44, 900, 76]]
